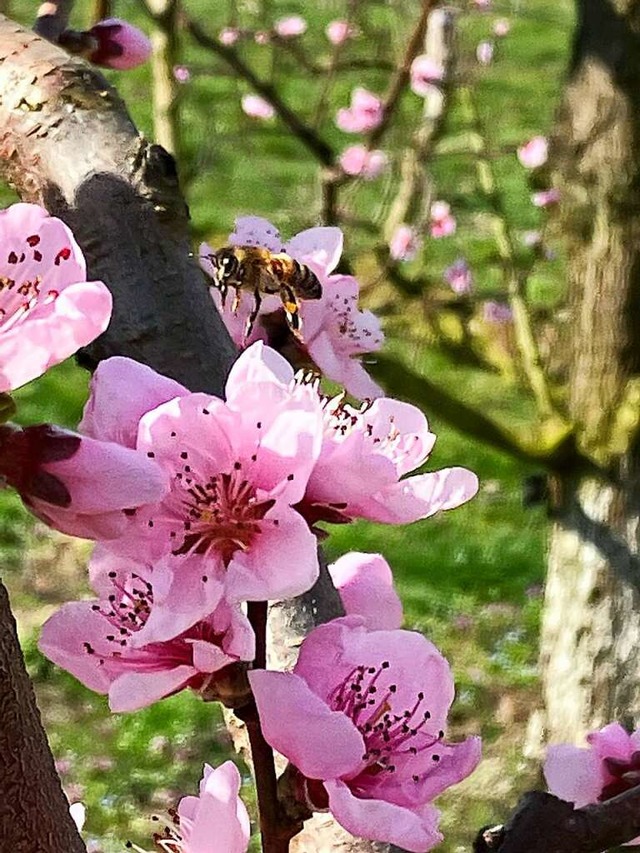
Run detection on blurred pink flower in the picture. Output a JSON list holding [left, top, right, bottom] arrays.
[[493, 18, 511, 36], [532, 188, 560, 207], [250, 617, 481, 852], [88, 18, 151, 70], [328, 552, 403, 630], [0, 423, 169, 540], [476, 41, 494, 65], [254, 30, 270, 45], [410, 54, 445, 97], [299, 396, 479, 527], [241, 94, 275, 119], [517, 135, 548, 169], [275, 15, 307, 37], [522, 230, 542, 247], [80, 344, 323, 604], [545, 721, 640, 843], [483, 301, 513, 323], [177, 763, 250, 852], [444, 258, 473, 294], [336, 87, 384, 133], [339, 145, 388, 179], [430, 201, 457, 238], [39, 556, 254, 712], [173, 65, 191, 84], [201, 218, 384, 400], [219, 27, 240, 45], [0, 203, 111, 394], [389, 224, 422, 261], [474, 0, 492, 8], [326, 20, 356, 45]]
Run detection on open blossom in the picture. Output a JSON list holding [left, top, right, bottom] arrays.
[[544, 722, 640, 844], [39, 555, 254, 712], [173, 65, 191, 84], [328, 552, 403, 630], [326, 19, 356, 45], [200, 217, 384, 400], [444, 258, 473, 294], [250, 617, 481, 852], [339, 145, 388, 179], [80, 344, 323, 605], [336, 88, 384, 134], [88, 18, 152, 70], [299, 395, 479, 527], [241, 94, 275, 119], [274, 15, 307, 37], [430, 201, 456, 238], [532, 188, 560, 207], [517, 135, 548, 169], [410, 55, 445, 97], [0, 423, 168, 540], [483, 300, 513, 323], [219, 27, 240, 45], [493, 18, 511, 36], [0, 203, 112, 394], [476, 41, 494, 65], [389, 224, 422, 262]]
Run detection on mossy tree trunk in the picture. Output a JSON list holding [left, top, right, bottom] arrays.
[[539, 0, 640, 743]]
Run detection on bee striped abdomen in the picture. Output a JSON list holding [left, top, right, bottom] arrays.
[[294, 261, 323, 299]]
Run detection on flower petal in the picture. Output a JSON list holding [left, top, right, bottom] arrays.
[[249, 670, 365, 779], [328, 552, 403, 630], [366, 467, 479, 524], [230, 216, 282, 252], [285, 227, 343, 275], [109, 666, 196, 712], [544, 744, 604, 807]]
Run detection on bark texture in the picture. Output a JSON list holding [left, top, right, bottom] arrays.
[[538, 0, 640, 744]]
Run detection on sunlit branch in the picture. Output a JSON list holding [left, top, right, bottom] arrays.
[[458, 85, 560, 423], [142, 0, 183, 162]]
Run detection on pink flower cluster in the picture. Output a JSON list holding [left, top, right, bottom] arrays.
[[430, 201, 456, 238], [87, 18, 152, 70], [200, 217, 384, 400], [410, 54, 445, 97], [339, 145, 388, 179], [336, 87, 384, 134]]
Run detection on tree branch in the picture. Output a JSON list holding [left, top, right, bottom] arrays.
[[182, 15, 336, 167], [474, 787, 640, 853]]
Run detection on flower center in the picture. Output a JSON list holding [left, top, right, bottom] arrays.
[[328, 661, 443, 781], [600, 751, 640, 801], [171, 467, 275, 562]]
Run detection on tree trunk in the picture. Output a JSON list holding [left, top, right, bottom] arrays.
[[538, 0, 640, 745]]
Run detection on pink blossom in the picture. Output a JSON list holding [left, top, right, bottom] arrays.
[[299, 395, 479, 526], [220, 27, 240, 45], [476, 41, 494, 65], [39, 556, 254, 712], [389, 225, 422, 262], [444, 258, 473, 294], [339, 145, 388, 179], [328, 552, 403, 630], [474, 0, 491, 8], [517, 135, 548, 169], [173, 65, 191, 84], [88, 18, 152, 70], [254, 31, 270, 45], [250, 617, 481, 852], [545, 722, 640, 843], [176, 762, 250, 852], [201, 218, 384, 400], [0, 423, 169, 540], [80, 344, 323, 605], [532, 188, 560, 207], [522, 230, 542, 247], [493, 18, 511, 36], [430, 201, 457, 238], [241, 94, 275, 119], [274, 15, 307, 38], [410, 55, 445, 97], [336, 88, 384, 134], [326, 20, 356, 45], [0, 203, 111, 394], [483, 301, 513, 323]]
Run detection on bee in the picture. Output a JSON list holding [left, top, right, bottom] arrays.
[[205, 245, 323, 338]]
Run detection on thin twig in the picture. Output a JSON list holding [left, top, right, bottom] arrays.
[[182, 14, 335, 167], [458, 85, 559, 421]]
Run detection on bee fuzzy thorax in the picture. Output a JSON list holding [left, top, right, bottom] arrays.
[[205, 244, 323, 338]]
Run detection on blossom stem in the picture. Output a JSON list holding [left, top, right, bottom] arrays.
[[241, 601, 302, 852]]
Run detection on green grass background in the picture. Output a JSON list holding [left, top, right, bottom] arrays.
[[1, 0, 574, 849]]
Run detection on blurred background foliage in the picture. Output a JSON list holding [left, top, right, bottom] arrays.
[[2, 0, 574, 849]]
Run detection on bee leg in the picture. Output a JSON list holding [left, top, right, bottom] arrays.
[[231, 287, 242, 313], [245, 288, 262, 339], [280, 284, 301, 333], [219, 282, 228, 309]]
